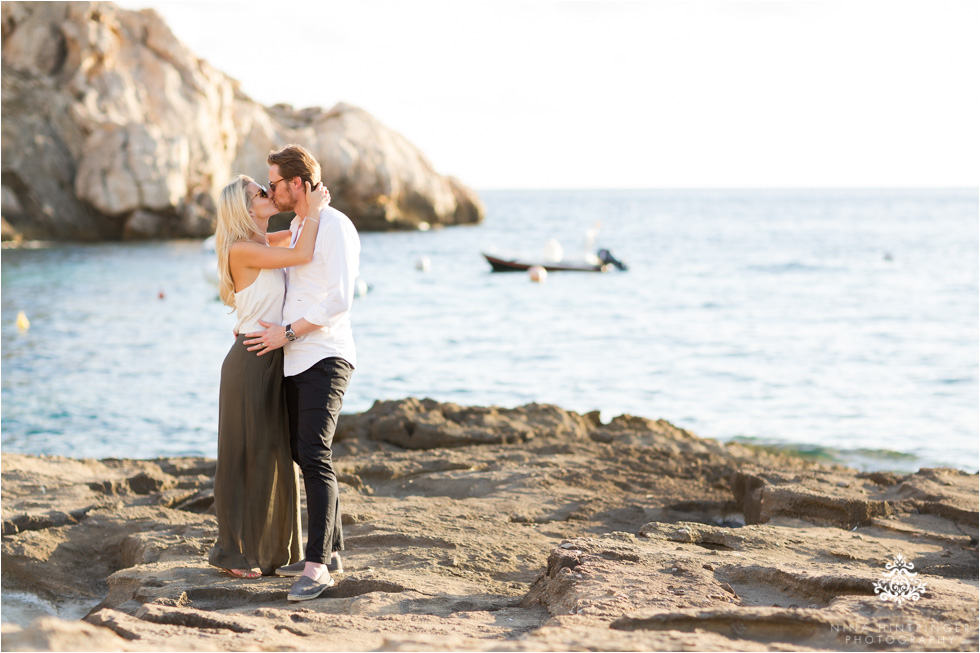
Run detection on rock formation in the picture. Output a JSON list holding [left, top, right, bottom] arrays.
[[0, 1, 483, 242], [2, 398, 977, 651]]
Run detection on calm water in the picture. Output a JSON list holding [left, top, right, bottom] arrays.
[[2, 189, 977, 471]]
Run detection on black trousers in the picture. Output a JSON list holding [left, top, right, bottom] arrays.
[[285, 356, 353, 564]]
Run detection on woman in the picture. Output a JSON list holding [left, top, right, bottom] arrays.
[[208, 174, 329, 578]]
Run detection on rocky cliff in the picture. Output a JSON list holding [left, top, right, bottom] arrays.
[[0, 1, 483, 241]]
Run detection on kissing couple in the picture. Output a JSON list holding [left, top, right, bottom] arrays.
[[207, 144, 360, 602]]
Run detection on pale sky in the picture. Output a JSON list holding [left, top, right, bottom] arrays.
[[115, 0, 979, 190]]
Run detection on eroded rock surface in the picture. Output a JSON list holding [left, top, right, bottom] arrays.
[[1, 1, 483, 241], [2, 398, 977, 651]]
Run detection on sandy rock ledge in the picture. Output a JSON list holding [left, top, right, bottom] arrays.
[[2, 398, 977, 651]]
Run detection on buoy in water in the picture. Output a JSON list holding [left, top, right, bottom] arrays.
[[415, 257, 431, 272], [528, 265, 547, 283], [354, 278, 370, 298], [16, 311, 30, 332]]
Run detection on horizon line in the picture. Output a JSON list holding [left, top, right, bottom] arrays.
[[472, 185, 978, 193]]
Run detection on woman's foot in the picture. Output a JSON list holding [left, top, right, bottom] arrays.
[[221, 567, 261, 579]]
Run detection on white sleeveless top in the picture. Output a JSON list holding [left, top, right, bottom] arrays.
[[234, 268, 285, 335]]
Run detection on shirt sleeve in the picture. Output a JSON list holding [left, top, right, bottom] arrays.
[[302, 213, 359, 330]]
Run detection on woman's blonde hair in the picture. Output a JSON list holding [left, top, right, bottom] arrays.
[[215, 174, 259, 308]]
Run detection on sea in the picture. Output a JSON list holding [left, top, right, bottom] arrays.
[[1, 189, 977, 472]]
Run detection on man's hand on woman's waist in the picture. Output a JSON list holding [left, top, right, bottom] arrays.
[[243, 319, 321, 356]]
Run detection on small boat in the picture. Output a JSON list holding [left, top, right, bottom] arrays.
[[482, 248, 628, 273], [483, 252, 602, 272]]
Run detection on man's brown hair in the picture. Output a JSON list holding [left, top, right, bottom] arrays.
[[267, 144, 321, 188]]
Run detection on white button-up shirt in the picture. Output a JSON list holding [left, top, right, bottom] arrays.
[[282, 206, 360, 377]]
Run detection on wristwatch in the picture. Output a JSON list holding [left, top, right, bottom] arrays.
[[284, 324, 297, 342]]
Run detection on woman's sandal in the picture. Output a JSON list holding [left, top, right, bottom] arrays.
[[222, 568, 261, 579]]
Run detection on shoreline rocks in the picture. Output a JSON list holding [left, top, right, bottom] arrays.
[[2, 398, 977, 651], [1, 1, 484, 242]]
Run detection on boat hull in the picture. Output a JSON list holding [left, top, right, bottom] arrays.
[[482, 253, 607, 272]]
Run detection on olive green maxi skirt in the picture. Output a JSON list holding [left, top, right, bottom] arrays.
[[209, 335, 302, 575]]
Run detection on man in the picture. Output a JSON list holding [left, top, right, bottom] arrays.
[[244, 144, 360, 601]]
